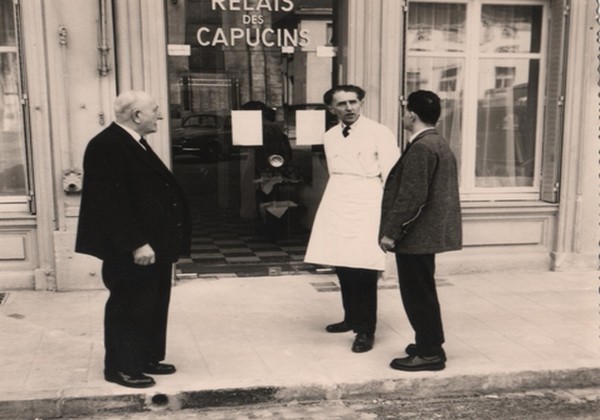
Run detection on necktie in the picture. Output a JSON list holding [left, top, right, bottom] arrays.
[[342, 125, 351, 138], [139, 137, 152, 152]]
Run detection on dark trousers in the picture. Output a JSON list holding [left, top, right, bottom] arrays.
[[395, 253, 445, 356], [335, 266, 378, 335], [101, 260, 172, 376]]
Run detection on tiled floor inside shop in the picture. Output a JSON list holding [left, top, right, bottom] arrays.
[[177, 210, 319, 277]]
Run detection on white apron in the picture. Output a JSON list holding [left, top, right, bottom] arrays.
[[304, 173, 386, 270]]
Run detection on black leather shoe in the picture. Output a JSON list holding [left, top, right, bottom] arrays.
[[405, 344, 447, 361], [104, 371, 155, 388], [390, 354, 445, 371], [351, 333, 374, 353], [326, 321, 352, 333], [144, 362, 177, 375]]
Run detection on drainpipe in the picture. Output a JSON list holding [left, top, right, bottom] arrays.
[[98, 0, 111, 77]]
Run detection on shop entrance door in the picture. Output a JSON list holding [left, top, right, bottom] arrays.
[[165, 0, 336, 276]]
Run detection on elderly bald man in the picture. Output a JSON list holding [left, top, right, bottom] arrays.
[[76, 91, 190, 388]]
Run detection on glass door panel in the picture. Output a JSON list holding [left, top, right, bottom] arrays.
[[166, 0, 335, 275]]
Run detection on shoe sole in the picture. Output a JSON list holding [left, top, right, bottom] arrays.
[[389, 362, 445, 372], [351, 346, 373, 353], [143, 369, 176, 375]]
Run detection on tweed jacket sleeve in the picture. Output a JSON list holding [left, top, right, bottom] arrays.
[[380, 140, 438, 241]]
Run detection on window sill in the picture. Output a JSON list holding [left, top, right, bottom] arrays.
[[461, 200, 558, 216]]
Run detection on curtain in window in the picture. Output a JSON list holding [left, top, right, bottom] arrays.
[[406, 3, 466, 179], [475, 5, 542, 187], [0, 0, 27, 196]]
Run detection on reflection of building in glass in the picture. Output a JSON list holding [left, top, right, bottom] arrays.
[[480, 5, 542, 54], [494, 67, 516, 89], [439, 67, 458, 92], [407, 3, 466, 52], [168, 0, 333, 126]]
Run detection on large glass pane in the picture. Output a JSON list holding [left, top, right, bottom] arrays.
[[475, 59, 539, 187], [480, 5, 543, 53], [166, 0, 334, 274], [407, 3, 466, 53], [0, 0, 27, 197], [406, 57, 463, 178], [0, 0, 16, 46]]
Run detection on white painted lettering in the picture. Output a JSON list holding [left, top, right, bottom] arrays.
[[256, 0, 273, 11], [298, 28, 310, 47], [261, 28, 275, 47], [196, 27, 211, 46], [280, 0, 294, 12], [230, 28, 245, 45], [211, 0, 226, 10]]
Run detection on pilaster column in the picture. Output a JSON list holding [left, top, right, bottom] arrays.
[[339, 0, 404, 136], [113, 0, 171, 161]]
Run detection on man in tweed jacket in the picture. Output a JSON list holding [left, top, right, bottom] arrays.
[[379, 90, 462, 371]]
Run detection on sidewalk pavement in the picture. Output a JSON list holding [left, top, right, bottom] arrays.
[[0, 270, 598, 419]]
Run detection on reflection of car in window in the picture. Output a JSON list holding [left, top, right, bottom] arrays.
[[171, 112, 232, 161]]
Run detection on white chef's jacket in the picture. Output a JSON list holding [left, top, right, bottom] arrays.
[[304, 116, 400, 270]]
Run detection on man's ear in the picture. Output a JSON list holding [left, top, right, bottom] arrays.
[[131, 110, 141, 123], [327, 106, 335, 115]]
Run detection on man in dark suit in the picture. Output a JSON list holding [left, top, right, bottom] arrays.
[[379, 90, 462, 371], [76, 91, 190, 388]]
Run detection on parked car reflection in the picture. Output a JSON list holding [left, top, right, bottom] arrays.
[[171, 112, 232, 161]]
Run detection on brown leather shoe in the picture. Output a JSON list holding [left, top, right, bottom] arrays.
[[351, 333, 374, 353], [144, 362, 177, 375], [326, 321, 352, 333], [104, 370, 155, 388], [390, 354, 445, 371]]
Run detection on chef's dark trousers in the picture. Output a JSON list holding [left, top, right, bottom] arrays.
[[395, 253, 445, 356], [101, 259, 172, 376], [335, 266, 378, 335]]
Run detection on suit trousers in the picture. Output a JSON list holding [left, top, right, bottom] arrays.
[[101, 259, 172, 376], [395, 253, 445, 356], [335, 266, 378, 335]]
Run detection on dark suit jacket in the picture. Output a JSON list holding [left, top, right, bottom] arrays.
[[75, 123, 191, 263], [380, 129, 462, 254]]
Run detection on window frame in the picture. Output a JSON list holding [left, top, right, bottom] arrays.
[[0, 0, 32, 213], [407, 0, 549, 201]]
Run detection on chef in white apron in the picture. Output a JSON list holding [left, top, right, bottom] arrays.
[[305, 85, 399, 353]]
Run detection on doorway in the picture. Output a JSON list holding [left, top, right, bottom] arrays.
[[165, 0, 336, 276]]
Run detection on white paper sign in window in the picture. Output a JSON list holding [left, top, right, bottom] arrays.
[[231, 111, 263, 146], [296, 110, 325, 145]]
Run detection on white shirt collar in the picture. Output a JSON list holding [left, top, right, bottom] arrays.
[[341, 115, 363, 132], [408, 127, 435, 143], [116, 122, 142, 143]]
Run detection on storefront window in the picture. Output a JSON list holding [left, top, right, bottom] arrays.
[[166, 0, 335, 274], [0, 0, 28, 200], [408, 1, 545, 196]]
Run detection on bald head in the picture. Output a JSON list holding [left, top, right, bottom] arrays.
[[114, 91, 162, 136]]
